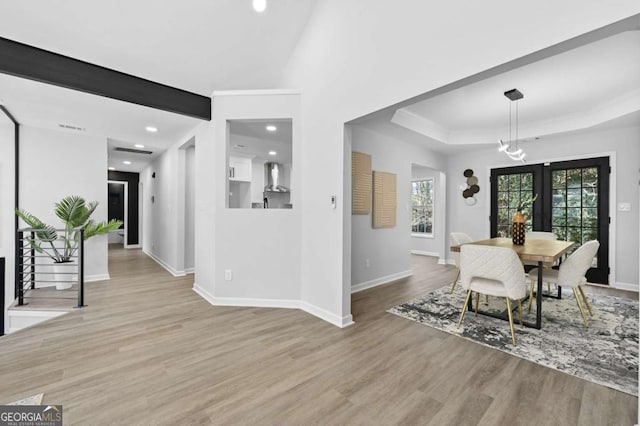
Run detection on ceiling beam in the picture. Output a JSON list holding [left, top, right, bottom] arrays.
[[0, 37, 211, 121]]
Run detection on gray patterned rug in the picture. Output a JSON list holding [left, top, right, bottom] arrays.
[[388, 285, 638, 396]]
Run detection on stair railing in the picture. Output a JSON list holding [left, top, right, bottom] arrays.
[[16, 227, 86, 308]]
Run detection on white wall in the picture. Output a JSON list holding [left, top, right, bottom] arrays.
[[410, 165, 445, 259], [0, 111, 15, 333], [196, 91, 301, 304], [351, 126, 444, 291], [445, 125, 640, 288], [19, 126, 109, 282], [142, 145, 180, 274], [281, 1, 640, 323], [185, 145, 195, 271]]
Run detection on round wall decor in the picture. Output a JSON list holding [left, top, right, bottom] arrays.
[[461, 169, 480, 205]]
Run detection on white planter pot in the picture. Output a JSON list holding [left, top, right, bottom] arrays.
[[52, 261, 77, 290]]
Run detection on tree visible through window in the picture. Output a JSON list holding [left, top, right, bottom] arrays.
[[411, 179, 434, 235]]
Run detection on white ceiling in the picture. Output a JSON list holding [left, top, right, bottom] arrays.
[[0, 73, 201, 172], [357, 30, 640, 152], [229, 119, 293, 164], [0, 0, 318, 95], [0, 1, 317, 172], [1, 4, 638, 168]]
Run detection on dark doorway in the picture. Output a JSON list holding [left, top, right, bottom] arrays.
[[108, 182, 125, 245], [108, 183, 125, 223], [108, 171, 140, 246]]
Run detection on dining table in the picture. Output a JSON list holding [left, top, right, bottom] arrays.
[[450, 237, 575, 329]]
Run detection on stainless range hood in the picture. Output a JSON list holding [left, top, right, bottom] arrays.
[[264, 162, 289, 192]]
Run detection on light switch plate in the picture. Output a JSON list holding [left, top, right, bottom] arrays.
[[618, 202, 631, 212]]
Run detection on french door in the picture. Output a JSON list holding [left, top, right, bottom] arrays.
[[490, 157, 610, 284]]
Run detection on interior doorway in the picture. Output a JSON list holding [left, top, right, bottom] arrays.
[[108, 180, 127, 246]]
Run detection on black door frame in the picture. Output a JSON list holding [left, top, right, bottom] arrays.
[[543, 157, 610, 283], [490, 156, 610, 284]]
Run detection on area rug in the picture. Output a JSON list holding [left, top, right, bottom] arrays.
[[388, 286, 639, 396]]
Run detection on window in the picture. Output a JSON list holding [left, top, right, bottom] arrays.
[[411, 179, 434, 235], [495, 172, 535, 237], [227, 119, 293, 209]]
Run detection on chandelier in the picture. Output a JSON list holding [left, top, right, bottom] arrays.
[[498, 88, 526, 163]]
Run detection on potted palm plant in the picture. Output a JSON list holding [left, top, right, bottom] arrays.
[[16, 196, 122, 289]]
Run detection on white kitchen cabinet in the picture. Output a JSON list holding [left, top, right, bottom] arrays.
[[229, 156, 252, 182]]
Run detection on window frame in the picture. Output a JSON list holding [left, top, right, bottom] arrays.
[[411, 178, 435, 238]]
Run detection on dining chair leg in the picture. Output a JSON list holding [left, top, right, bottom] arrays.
[[517, 299, 523, 326], [457, 289, 473, 328], [578, 286, 593, 316], [528, 280, 535, 313], [573, 288, 589, 327], [451, 269, 460, 293], [475, 292, 479, 316], [485, 295, 489, 305], [505, 298, 517, 346]]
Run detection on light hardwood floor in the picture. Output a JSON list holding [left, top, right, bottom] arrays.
[[0, 247, 636, 425]]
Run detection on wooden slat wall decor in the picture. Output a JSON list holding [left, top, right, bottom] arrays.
[[372, 171, 396, 228], [352, 151, 372, 215]]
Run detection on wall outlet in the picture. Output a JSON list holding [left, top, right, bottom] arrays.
[[365, 259, 370, 268], [224, 269, 233, 281], [618, 202, 631, 212]]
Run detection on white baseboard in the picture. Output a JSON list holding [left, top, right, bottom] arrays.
[[351, 270, 412, 294], [192, 284, 354, 328], [193, 284, 298, 309], [143, 249, 185, 277], [86, 274, 110, 283], [125, 244, 141, 249], [300, 301, 354, 328], [193, 283, 215, 304], [411, 250, 440, 257], [212, 297, 300, 310], [438, 258, 456, 266], [185, 267, 195, 275], [612, 282, 639, 292]]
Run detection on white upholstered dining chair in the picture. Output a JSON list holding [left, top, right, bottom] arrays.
[[457, 245, 527, 346], [449, 232, 473, 293], [528, 240, 600, 327]]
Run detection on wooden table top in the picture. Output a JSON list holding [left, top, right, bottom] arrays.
[[451, 237, 575, 263]]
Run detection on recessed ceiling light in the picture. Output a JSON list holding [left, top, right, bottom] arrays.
[[266, 125, 277, 132], [123, 161, 132, 165], [253, 0, 267, 12], [108, 167, 115, 171], [233, 144, 245, 149], [269, 150, 277, 156], [145, 126, 158, 133], [134, 144, 145, 148]]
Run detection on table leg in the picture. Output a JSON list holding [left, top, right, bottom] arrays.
[[536, 260, 543, 329]]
